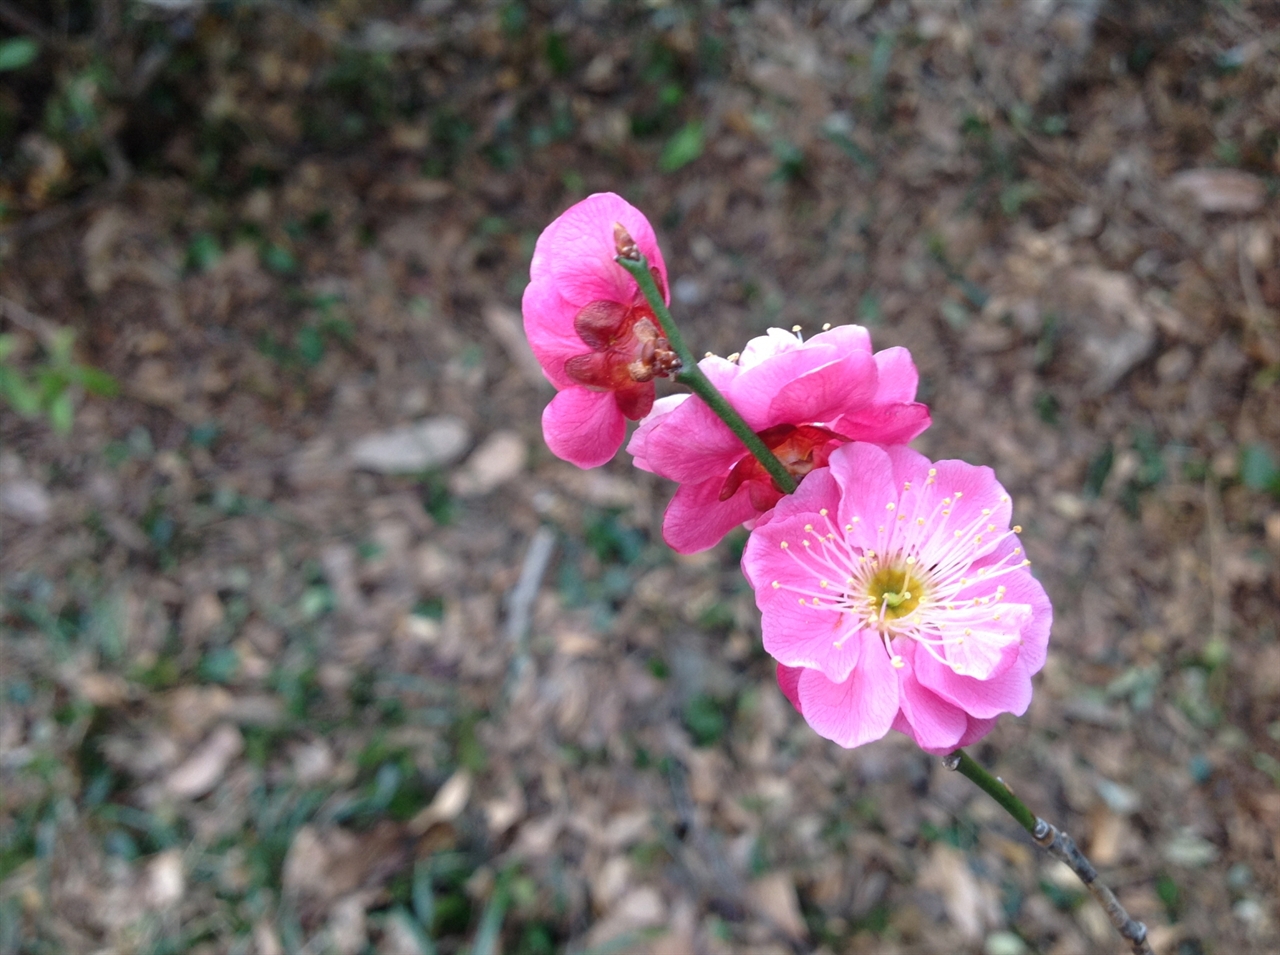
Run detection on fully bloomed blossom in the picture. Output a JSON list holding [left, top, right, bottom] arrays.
[[742, 442, 1051, 754], [627, 326, 930, 553], [522, 193, 674, 468]]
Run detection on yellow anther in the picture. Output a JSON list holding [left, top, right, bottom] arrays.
[[727, 352, 741, 362], [886, 502, 895, 511], [791, 324, 802, 333], [771, 581, 780, 588], [1013, 525, 1022, 533], [891, 656, 905, 669], [780, 541, 789, 549], [917, 518, 925, 525], [822, 322, 832, 330], [805, 524, 814, 533], [819, 580, 828, 588], [819, 508, 829, 516]]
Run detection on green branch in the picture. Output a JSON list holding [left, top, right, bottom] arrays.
[[614, 252, 796, 495], [944, 749, 1037, 833], [945, 749, 1153, 955]]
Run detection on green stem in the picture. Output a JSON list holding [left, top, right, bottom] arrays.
[[945, 749, 1037, 834], [615, 253, 797, 495]]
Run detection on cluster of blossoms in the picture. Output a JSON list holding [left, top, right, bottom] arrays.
[[523, 193, 1050, 755]]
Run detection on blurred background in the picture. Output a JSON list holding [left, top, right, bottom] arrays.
[[1, 1, 1279, 953]]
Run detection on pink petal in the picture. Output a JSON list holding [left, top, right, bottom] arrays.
[[910, 459, 1012, 561], [642, 395, 745, 483], [626, 394, 689, 473], [522, 279, 586, 389], [776, 664, 803, 713], [729, 343, 845, 429], [893, 644, 968, 752], [753, 466, 841, 528], [796, 645, 899, 749], [825, 444, 900, 550], [994, 568, 1053, 675], [954, 715, 999, 749], [737, 328, 804, 369], [913, 650, 1033, 719], [870, 346, 920, 403], [662, 476, 761, 554], [834, 401, 931, 445], [542, 387, 626, 468], [533, 193, 668, 309], [807, 324, 872, 355], [697, 354, 745, 391], [766, 349, 879, 427], [756, 574, 865, 683]]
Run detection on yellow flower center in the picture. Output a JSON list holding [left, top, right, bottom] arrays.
[[866, 563, 925, 621]]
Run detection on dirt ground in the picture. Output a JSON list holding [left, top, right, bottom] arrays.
[[2, 1, 1280, 953]]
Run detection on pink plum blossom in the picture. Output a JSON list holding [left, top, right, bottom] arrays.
[[522, 193, 675, 468], [627, 326, 930, 552], [742, 442, 1051, 754]]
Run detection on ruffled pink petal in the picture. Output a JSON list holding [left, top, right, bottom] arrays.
[[807, 323, 873, 355], [754, 560, 865, 683], [993, 568, 1053, 674], [776, 664, 803, 713], [892, 643, 968, 752], [766, 349, 879, 428], [834, 401, 931, 445], [522, 279, 586, 389], [869, 346, 920, 403], [696, 354, 743, 392], [641, 395, 744, 483], [626, 394, 689, 473], [796, 644, 899, 749], [728, 343, 845, 429], [909, 459, 1012, 562], [533, 193, 668, 309], [913, 650, 1034, 719], [825, 444, 900, 551], [953, 715, 999, 749], [662, 476, 761, 554], [541, 387, 626, 469], [737, 328, 805, 369]]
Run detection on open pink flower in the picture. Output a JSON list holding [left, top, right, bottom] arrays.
[[522, 193, 674, 468], [627, 326, 930, 552], [742, 442, 1051, 754]]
